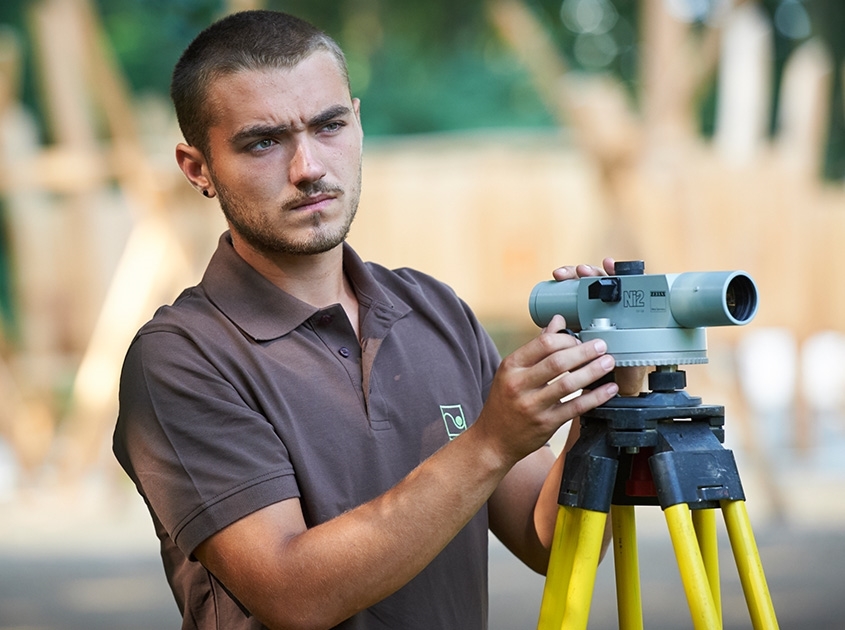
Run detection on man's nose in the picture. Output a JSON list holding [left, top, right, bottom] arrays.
[[289, 137, 327, 185]]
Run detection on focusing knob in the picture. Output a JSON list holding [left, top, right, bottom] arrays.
[[588, 277, 621, 303], [615, 260, 645, 276]]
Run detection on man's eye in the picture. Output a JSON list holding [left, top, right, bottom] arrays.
[[252, 139, 275, 151], [322, 121, 343, 133]]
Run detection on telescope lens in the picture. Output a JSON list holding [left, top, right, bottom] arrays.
[[726, 275, 757, 323]]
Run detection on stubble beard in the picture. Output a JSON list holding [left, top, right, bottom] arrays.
[[214, 169, 361, 257]]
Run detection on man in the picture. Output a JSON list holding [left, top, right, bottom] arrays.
[[113, 10, 630, 630]]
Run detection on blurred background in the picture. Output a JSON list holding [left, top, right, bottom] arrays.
[[0, 0, 844, 628]]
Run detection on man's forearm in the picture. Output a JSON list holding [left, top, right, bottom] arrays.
[[197, 423, 512, 630]]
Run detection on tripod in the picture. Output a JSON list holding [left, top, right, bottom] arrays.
[[537, 366, 779, 630]]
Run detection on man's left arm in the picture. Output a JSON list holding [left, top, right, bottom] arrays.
[[487, 433, 566, 574], [488, 258, 648, 573], [488, 366, 644, 575]]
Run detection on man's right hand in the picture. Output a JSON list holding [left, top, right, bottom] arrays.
[[473, 313, 618, 469]]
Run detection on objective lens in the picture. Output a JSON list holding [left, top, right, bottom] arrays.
[[726, 275, 757, 323]]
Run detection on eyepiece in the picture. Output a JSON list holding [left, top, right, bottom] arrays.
[[529, 279, 580, 328]]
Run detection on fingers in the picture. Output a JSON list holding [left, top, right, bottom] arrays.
[[479, 324, 619, 465], [511, 327, 616, 399], [540, 340, 617, 405], [551, 261, 613, 281], [538, 316, 643, 396], [556, 378, 619, 420], [551, 266, 577, 281], [513, 317, 579, 371], [551, 265, 599, 281], [536, 334, 619, 423], [541, 314, 569, 334]]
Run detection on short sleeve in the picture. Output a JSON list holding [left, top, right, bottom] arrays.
[[114, 330, 299, 556]]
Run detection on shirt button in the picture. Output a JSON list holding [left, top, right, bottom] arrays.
[[338, 347, 350, 358], [319, 314, 333, 325]]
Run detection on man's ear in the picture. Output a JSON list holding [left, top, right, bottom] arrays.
[[176, 143, 215, 197]]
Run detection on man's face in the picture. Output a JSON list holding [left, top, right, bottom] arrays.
[[203, 51, 363, 257]]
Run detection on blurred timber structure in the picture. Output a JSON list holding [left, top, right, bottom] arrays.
[[0, 0, 841, 509]]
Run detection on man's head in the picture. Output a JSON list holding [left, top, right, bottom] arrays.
[[171, 10, 349, 156], [173, 11, 363, 260]]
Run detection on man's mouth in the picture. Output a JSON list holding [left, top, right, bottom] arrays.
[[290, 193, 335, 212]]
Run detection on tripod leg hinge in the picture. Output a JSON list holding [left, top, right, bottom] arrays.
[[651, 423, 746, 509], [559, 453, 618, 512], [558, 424, 618, 512]]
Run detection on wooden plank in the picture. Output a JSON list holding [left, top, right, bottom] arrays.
[[775, 38, 833, 179], [28, 0, 105, 350], [714, 2, 773, 165]]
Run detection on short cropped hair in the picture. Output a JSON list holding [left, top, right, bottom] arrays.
[[170, 10, 349, 154]]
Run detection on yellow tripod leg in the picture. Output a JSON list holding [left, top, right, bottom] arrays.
[[560, 507, 607, 630], [612, 505, 643, 630], [692, 508, 721, 621], [537, 507, 606, 630], [665, 503, 723, 630], [721, 500, 779, 629], [538, 505, 577, 628]]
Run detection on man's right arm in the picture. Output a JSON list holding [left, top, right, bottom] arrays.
[[193, 319, 619, 630]]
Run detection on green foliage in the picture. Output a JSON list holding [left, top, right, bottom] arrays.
[[2, 0, 845, 175], [264, 0, 554, 134], [95, 0, 222, 96], [0, 0, 554, 136]]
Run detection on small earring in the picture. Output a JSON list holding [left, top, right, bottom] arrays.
[[202, 189, 210, 198]]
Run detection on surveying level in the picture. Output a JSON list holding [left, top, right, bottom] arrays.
[[530, 261, 777, 629]]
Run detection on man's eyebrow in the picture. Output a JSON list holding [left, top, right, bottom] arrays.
[[229, 123, 288, 145], [229, 105, 353, 145], [310, 104, 353, 127]]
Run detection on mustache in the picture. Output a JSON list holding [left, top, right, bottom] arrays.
[[293, 180, 342, 199], [281, 180, 344, 211]]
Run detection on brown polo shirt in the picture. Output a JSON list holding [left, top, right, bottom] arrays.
[[114, 232, 501, 629]]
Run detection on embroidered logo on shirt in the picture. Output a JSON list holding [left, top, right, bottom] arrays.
[[440, 404, 467, 440]]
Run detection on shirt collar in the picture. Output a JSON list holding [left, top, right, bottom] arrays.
[[201, 232, 408, 341]]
